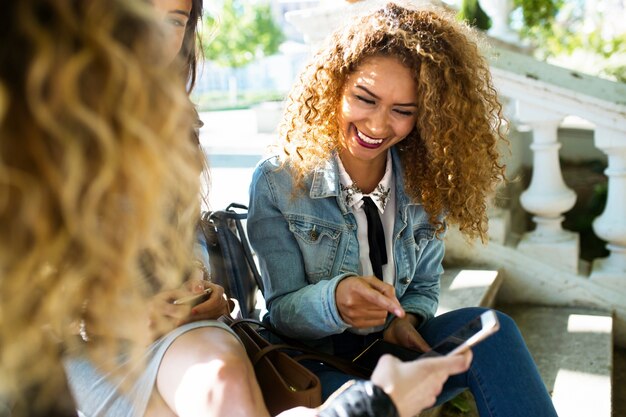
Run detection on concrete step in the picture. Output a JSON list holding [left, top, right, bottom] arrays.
[[437, 268, 503, 315], [500, 304, 613, 417]]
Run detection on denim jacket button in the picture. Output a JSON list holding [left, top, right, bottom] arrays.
[[400, 277, 410, 285], [309, 229, 319, 240]]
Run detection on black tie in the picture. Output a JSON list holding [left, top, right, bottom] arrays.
[[362, 196, 387, 280]]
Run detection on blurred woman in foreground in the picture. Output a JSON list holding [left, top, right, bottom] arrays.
[[0, 0, 201, 414]]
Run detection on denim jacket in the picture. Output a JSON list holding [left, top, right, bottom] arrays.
[[247, 148, 443, 345]]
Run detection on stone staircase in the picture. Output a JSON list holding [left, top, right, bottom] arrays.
[[421, 267, 616, 417]]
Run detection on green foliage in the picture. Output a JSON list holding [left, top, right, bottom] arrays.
[[440, 390, 477, 416], [604, 64, 626, 83], [203, 0, 284, 69], [449, 393, 472, 413], [514, 0, 562, 31], [517, 0, 626, 83], [458, 0, 491, 31]]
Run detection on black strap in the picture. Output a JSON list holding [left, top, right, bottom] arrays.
[[361, 197, 387, 280]]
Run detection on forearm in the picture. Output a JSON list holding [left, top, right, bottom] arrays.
[[267, 273, 352, 339]]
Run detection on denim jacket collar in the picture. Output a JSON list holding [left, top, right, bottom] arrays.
[[309, 147, 418, 215]]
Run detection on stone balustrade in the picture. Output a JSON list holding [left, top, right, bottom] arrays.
[[489, 47, 626, 288]]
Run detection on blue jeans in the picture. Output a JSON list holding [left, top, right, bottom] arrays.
[[303, 307, 558, 417]]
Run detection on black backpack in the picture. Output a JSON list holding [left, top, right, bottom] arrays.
[[198, 203, 263, 319]]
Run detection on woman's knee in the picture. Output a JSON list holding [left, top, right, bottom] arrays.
[[471, 310, 527, 359], [493, 310, 523, 339]]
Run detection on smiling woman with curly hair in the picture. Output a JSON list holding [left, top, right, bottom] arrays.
[[279, 3, 505, 241], [248, 3, 558, 416]]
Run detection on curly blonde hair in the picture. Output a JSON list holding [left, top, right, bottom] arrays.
[[280, 2, 506, 241], [0, 0, 200, 409]]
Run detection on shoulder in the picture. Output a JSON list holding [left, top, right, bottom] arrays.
[[253, 155, 293, 181], [251, 155, 301, 192], [255, 154, 281, 171]]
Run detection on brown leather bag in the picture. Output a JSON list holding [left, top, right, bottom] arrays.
[[220, 316, 322, 416]]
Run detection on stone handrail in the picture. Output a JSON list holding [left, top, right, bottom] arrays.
[[490, 46, 626, 289]]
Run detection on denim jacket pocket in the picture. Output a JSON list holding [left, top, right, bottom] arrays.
[[287, 216, 342, 282], [412, 224, 436, 264]]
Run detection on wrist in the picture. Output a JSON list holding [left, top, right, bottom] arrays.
[[387, 313, 419, 329], [318, 380, 399, 417], [404, 313, 420, 328]]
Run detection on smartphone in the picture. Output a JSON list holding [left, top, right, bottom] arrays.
[[420, 309, 500, 358], [173, 287, 213, 306], [352, 310, 500, 371]]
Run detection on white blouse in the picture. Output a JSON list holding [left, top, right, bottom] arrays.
[[337, 151, 397, 287]]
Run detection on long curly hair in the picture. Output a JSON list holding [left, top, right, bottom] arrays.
[[280, 2, 506, 241], [0, 0, 201, 408]]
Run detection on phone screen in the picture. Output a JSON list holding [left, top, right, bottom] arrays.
[[421, 310, 499, 358], [424, 316, 482, 356]]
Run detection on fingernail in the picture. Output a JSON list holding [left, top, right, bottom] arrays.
[[191, 309, 198, 315]]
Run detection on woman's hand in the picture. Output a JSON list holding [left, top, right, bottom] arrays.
[[148, 278, 230, 340], [371, 351, 473, 417], [181, 279, 231, 323], [148, 288, 193, 340], [336, 276, 404, 329], [383, 314, 431, 352]]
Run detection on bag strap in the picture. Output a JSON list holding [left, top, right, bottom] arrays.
[[230, 318, 298, 344], [209, 204, 264, 295], [225, 202, 248, 213], [252, 343, 369, 378], [228, 318, 370, 379]]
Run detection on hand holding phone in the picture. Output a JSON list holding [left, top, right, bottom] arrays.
[[353, 310, 500, 371], [172, 287, 213, 306]]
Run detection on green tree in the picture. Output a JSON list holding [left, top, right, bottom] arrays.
[[203, 0, 284, 104], [458, 0, 491, 31], [518, 0, 626, 83], [203, 0, 284, 69], [514, 0, 561, 34], [459, 0, 625, 83]]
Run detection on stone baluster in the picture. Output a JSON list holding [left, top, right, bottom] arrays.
[[591, 126, 626, 289], [515, 103, 579, 272]]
